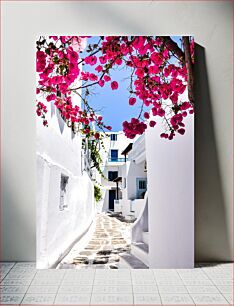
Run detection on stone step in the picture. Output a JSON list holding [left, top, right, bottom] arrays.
[[131, 242, 149, 266]]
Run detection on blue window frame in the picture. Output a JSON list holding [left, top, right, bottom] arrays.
[[136, 178, 147, 199], [108, 171, 118, 181], [110, 134, 117, 141]]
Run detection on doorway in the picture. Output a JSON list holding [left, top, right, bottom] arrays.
[[109, 189, 116, 210]]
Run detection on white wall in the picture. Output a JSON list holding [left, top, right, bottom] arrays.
[[37, 157, 94, 268], [127, 162, 146, 200], [100, 132, 131, 211], [1, 1, 232, 262], [36, 97, 95, 268], [145, 115, 194, 268]]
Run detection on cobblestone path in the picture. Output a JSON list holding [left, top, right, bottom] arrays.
[[59, 213, 133, 269]]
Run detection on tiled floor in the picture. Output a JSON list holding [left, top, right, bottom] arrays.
[[0, 262, 233, 305]]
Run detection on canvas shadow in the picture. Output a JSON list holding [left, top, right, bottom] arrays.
[[194, 44, 231, 262]]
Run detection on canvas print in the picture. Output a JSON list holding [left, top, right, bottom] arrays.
[[36, 36, 194, 269]]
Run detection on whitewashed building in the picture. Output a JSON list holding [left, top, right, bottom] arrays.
[[96, 132, 132, 212], [112, 113, 194, 269], [36, 93, 96, 269]]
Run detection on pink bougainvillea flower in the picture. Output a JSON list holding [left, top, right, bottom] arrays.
[[84, 128, 90, 135], [98, 79, 105, 87], [135, 68, 144, 78], [104, 75, 111, 82], [149, 65, 160, 74], [170, 92, 179, 104], [85, 55, 97, 66], [36, 51, 46, 61], [80, 71, 89, 81], [46, 94, 56, 102], [94, 132, 100, 139], [115, 58, 122, 65], [36, 61, 46, 73], [69, 62, 79, 74], [129, 97, 136, 106], [58, 50, 65, 59], [97, 116, 103, 121], [160, 133, 169, 139], [178, 128, 185, 135], [111, 81, 118, 90], [144, 112, 150, 119], [67, 49, 78, 63], [99, 55, 107, 64], [95, 65, 103, 73], [163, 49, 169, 58], [89, 73, 98, 81], [49, 36, 58, 41], [151, 52, 163, 65], [58, 83, 68, 94], [168, 131, 175, 140], [157, 108, 165, 117], [180, 101, 191, 110], [149, 120, 156, 127], [152, 107, 158, 116]]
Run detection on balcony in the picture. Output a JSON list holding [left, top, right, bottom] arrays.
[[108, 157, 127, 162]]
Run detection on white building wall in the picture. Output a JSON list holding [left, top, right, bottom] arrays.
[[126, 161, 146, 200], [99, 132, 131, 212], [100, 132, 131, 162], [36, 98, 95, 269], [145, 115, 194, 268]]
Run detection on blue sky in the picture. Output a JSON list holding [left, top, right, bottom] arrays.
[[82, 36, 183, 132]]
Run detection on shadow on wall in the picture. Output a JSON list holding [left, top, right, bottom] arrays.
[[194, 44, 231, 262]]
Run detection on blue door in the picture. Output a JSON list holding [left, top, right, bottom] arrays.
[[109, 190, 116, 210], [111, 150, 118, 161], [136, 178, 147, 199]]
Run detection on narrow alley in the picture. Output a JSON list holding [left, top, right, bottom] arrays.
[[58, 213, 147, 269]]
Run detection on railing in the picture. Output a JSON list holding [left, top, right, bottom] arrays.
[[108, 157, 127, 162]]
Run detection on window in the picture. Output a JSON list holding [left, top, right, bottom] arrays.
[[108, 171, 118, 181], [60, 174, 69, 210], [136, 178, 147, 199], [110, 134, 117, 141], [110, 149, 118, 161], [139, 180, 147, 190]]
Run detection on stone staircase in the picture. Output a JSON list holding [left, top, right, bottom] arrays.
[[131, 232, 149, 267]]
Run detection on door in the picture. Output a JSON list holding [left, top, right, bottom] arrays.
[[110, 149, 118, 161], [136, 178, 147, 199], [109, 189, 116, 210]]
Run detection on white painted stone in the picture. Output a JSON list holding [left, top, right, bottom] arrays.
[[145, 109, 194, 268], [36, 92, 95, 269]]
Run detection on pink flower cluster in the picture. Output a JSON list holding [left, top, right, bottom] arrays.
[[123, 118, 147, 139], [37, 40, 82, 98], [36, 101, 48, 126], [90, 36, 193, 138], [36, 35, 194, 140]]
